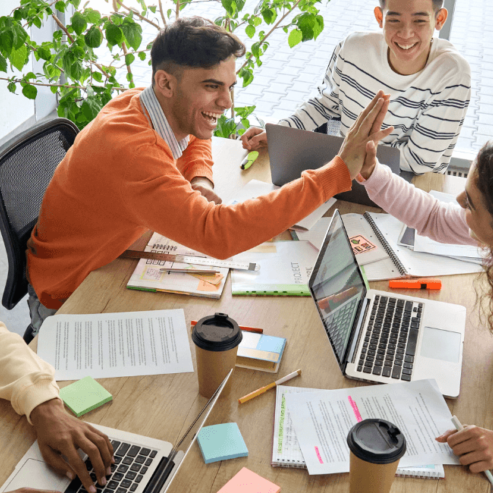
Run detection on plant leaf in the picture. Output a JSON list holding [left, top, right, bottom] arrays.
[[125, 53, 135, 65], [245, 25, 255, 38], [0, 54, 7, 73], [85, 26, 103, 48], [71, 11, 87, 36], [10, 44, 28, 71], [55, 1, 66, 13], [85, 9, 101, 24], [121, 20, 142, 50], [22, 84, 37, 99], [105, 23, 123, 46], [288, 28, 302, 48]]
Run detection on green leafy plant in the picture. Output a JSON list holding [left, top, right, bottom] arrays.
[[0, 0, 327, 135]]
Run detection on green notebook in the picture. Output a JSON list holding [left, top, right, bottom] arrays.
[[60, 376, 112, 417]]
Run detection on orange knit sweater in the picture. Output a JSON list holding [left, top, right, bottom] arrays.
[[27, 89, 352, 309]]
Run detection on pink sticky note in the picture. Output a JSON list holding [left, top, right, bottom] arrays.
[[217, 467, 280, 493]]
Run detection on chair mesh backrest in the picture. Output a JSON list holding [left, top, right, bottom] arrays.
[[0, 119, 78, 309]]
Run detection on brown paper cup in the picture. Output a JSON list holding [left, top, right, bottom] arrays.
[[195, 344, 238, 398], [349, 451, 400, 493]]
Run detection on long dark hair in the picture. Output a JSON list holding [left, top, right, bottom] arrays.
[[474, 140, 493, 331]]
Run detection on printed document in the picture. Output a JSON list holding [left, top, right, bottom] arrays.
[[285, 379, 459, 475], [38, 309, 194, 380]]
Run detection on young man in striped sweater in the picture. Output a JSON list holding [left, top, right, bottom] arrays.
[[241, 0, 471, 175]]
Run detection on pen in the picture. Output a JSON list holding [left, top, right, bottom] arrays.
[[238, 369, 302, 404], [159, 268, 219, 274], [389, 279, 442, 290], [191, 320, 263, 334], [240, 151, 259, 170], [451, 415, 493, 486]]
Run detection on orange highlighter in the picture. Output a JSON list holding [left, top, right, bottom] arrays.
[[389, 279, 442, 290]]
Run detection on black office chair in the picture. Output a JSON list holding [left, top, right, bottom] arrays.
[[0, 118, 79, 340]]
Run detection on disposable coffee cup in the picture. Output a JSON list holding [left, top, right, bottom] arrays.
[[347, 418, 406, 493], [192, 313, 242, 398]]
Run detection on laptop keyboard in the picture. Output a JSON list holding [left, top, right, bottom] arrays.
[[65, 440, 158, 493], [356, 296, 423, 381]]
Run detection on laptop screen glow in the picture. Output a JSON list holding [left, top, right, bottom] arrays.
[[309, 210, 366, 367]]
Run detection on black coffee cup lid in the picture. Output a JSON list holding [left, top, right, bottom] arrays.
[[192, 313, 242, 352], [347, 419, 406, 464]]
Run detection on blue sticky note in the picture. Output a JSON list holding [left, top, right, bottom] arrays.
[[197, 423, 248, 464], [256, 335, 285, 354]]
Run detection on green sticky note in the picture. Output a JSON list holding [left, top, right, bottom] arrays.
[[197, 423, 248, 464], [59, 376, 112, 417]]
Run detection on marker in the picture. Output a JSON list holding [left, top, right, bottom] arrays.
[[191, 321, 263, 334], [389, 279, 442, 290], [451, 415, 493, 486], [240, 151, 259, 170], [238, 369, 302, 404]]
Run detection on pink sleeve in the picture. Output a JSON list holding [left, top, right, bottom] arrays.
[[364, 162, 476, 246]]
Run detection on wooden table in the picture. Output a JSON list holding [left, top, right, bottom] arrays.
[[2, 138, 492, 493]]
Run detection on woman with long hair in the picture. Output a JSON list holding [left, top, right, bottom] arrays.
[[359, 139, 493, 475]]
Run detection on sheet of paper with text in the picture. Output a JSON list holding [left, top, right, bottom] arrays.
[[38, 309, 194, 380]]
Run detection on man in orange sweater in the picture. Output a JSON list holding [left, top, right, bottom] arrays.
[[26, 17, 393, 339]]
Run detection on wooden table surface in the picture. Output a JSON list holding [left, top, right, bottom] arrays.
[[2, 138, 492, 493]]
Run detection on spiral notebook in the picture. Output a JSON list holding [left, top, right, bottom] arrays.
[[341, 213, 482, 281], [271, 386, 445, 479]]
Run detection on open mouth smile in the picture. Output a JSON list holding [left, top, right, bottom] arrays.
[[395, 42, 419, 51], [201, 111, 222, 126]]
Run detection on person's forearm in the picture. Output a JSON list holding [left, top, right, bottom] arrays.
[[364, 163, 476, 246], [0, 322, 59, 423]]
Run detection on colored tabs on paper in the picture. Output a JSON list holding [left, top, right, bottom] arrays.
[[59, 376, 112, 417], [217, 467, 280, 493], [197, 423, 248, 464]]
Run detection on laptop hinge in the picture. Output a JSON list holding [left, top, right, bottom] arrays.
[[347, 297, 370, 365], [143, 456, 174, 493]]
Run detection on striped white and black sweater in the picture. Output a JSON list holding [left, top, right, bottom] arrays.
[[279, 32, 471, 174]]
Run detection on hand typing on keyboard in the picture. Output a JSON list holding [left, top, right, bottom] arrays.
[[30, 398, 114, 493]]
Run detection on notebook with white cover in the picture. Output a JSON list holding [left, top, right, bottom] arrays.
[[231, 241, 318, 296], [229, 179, 336, 231], [127, 233, 229, 299], [272, 385, 445, 479], [342, 213, 482, 281]]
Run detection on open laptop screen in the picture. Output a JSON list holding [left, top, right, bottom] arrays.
[[309, 210, 366, 367]]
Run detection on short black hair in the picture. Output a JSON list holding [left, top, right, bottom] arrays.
[[151, 17, 246, 82], [378, 0, 444, 11]]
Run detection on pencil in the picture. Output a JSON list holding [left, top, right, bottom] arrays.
[[451, 416, 493, 486], [238, 369, 302, 404], [191, 321, 263, 334]]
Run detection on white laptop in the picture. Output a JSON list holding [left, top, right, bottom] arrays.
[[308, 210, 466, 398], [0, 370, 233, 493]]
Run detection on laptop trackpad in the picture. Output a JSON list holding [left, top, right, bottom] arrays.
[[420, 327, 461, 363], [2, 458, 68, 492]]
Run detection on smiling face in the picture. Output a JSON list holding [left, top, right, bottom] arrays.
[[154, 56, 237, 141], [456, 162, 493, 248], [374, 0, 448, 75]]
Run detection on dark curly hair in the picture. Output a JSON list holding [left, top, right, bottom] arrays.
[[474, 140, 493, 332], [150, 16, 245, 83]]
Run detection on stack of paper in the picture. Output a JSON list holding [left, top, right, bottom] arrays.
[[278, 379, 459, 476]]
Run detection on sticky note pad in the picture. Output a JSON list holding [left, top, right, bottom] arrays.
[[59, 376, 112, 417], [218, 468, 280, 493], [197, 423, 248, 464]]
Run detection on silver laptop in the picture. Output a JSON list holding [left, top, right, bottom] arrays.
[[266, 123, 412, 207], [308, 210, 466, 398], [0, 370, 233, 493]]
